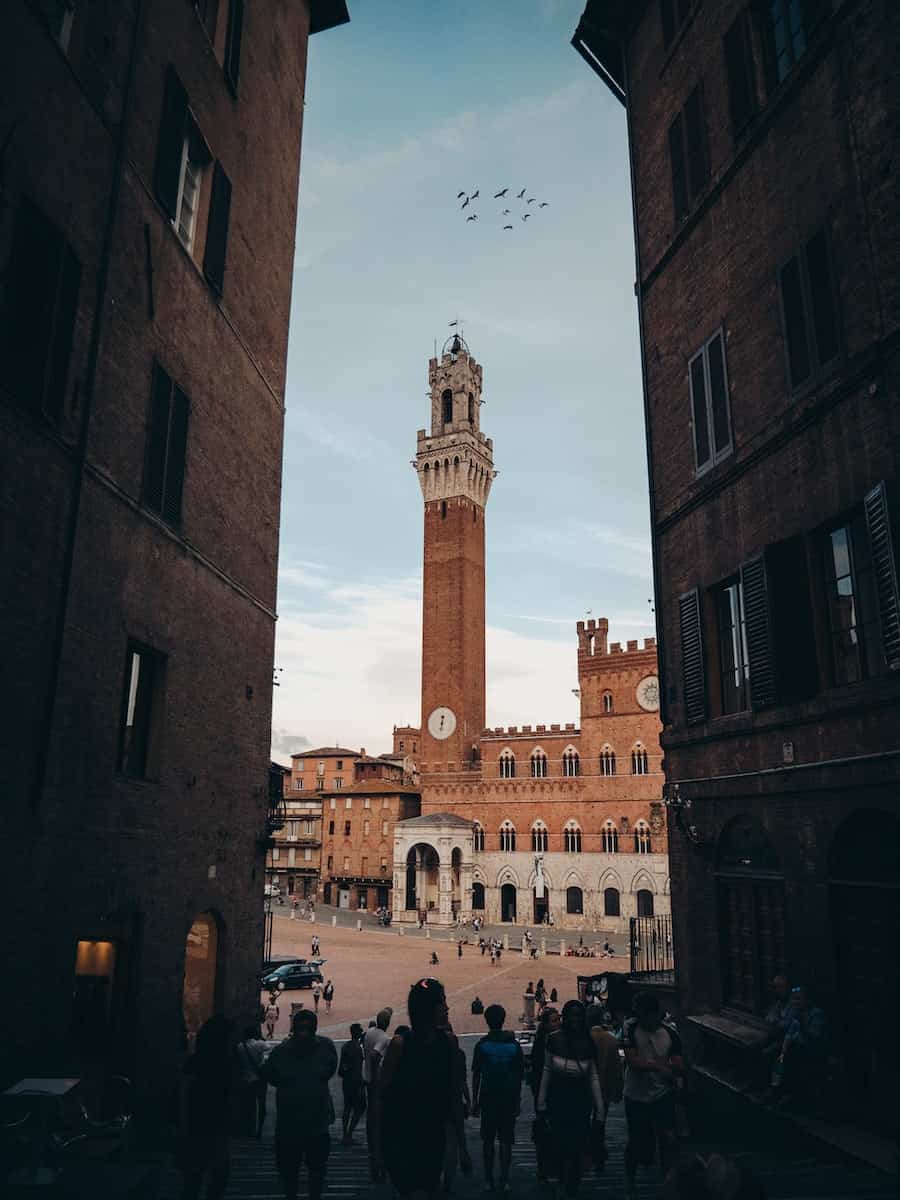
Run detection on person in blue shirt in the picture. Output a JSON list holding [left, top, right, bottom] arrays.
[[778, 986, 827, 1105], [472, 1004, 524, 1194]]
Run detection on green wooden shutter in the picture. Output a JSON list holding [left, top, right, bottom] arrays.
[[44, 243, 82, 422], [203, 161, 232, 296], [679, 588, 706, 723], [863, 481, 900, 670], [224, 0, 245, 93], [144, 363, 172, 514], [741, 556, 776, 709], [154, 66, 188, 220], [767, 537, 818, 702], [163, 385, 190, 526]]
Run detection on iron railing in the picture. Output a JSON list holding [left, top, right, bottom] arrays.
[[629, 914, 674, 980]]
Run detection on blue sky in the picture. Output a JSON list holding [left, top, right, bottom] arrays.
[[271, 0, 653, 759]]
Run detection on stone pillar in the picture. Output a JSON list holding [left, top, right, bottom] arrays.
[[416, 848, 426, 915], [459, 864, 474, 921], [439, 869, 454, 923]]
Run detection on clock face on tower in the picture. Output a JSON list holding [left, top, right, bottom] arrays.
[[636, 676, 660, 712], [427, 706, 457, 740]]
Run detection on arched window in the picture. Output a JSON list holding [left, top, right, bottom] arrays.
[[566, 886, 584, 915], [602, 691, 613, 713], [562, 747, 580, 777], [468, 392, 475, 423], [601, 821, 619, 853], [531, 750, 548, 778], [472, 881, 485, 910], [599, 746, 617, 777], [473, 823, 485, 852], [604, 887, 620, 917], [499, 821, 516, 852], [637, 889, 654, 917], [631, 743, 649, 775], [499, 749, 516, 779], [531, 821, 548, 853], [182, 911, 222, 1036], [564, 821, 582, 853], [634, 820, 652, 854], [441, 388, 453, 425]]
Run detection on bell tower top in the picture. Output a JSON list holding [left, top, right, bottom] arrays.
[[415, 335, 495, 509]]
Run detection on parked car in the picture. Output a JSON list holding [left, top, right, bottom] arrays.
[[258, 956, 305, 980], [261, 962, 324, 991]]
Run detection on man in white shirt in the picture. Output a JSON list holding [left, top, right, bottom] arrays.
[[362, 1007, 393, 1182], [622, 992, 683, 1200]]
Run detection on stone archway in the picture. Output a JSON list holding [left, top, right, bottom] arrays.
[[500, 882, 517, 923], [392, 812, 474, 926], [182, 910, 223, 1039]]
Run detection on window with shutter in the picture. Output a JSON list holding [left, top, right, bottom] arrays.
[[716, 579, 750, 713], [767, 537, 819, 702], [668, 113, 688, 221], [741, 556, 777, 709], [763, 0, 830, 86], [143, 363, 190, 526], [679, 588, 707, 723], [724, 10, 757, 140], [863, 483, 900, 671], [684, 87, 708, 199], [118, 641, 166, 778], [154, 66, 189, 221], [779, 230, 840, 392], [689, 329, 732, 474], [3, 198, 81, 421], [224, 0, 244, 93]]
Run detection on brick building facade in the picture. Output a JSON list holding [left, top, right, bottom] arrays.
[[575, 0, 900, 1124], [1, 0, 348, 1116], [392, 337, 670, 931]]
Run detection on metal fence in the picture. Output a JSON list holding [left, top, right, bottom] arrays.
[[629, 914, 674, 980]]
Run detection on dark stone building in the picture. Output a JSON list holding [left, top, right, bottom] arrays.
[[1, 0, 347, 1118], [575, 0, 900, 1127]]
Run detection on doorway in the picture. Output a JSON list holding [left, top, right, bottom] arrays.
[[533, 890, 548, 925], [338, 889, 350, 909], [182, 911, 221, 1038], [501, 883, 517, 923]]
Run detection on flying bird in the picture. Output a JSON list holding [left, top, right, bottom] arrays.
[[457, 191, 466, 198], [466, 214, 478, 222], [461, 196, 470, 209], [502, 208, 510, 215], [471, 189, 480, 199], [503, 224, 513, 230], [516, 188, 526, 199], [494, 188, 508, 198], [527, 198, 536, 205], [522, 213, 530, 221], [539, 201, 550, 208]]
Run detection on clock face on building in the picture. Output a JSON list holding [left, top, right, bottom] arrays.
[[636, 676, 660, 712], [427, 706, 457, 740]]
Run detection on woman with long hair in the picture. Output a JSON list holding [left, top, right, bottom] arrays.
[[535, 1000, 604, 1198], [530, 1006, 560, 1182]]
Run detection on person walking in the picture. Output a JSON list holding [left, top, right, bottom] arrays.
[[622, 992, 683, 1200], [264, 999, 280, 1041], [480, 938, 487, 957], [178, 1015, 234, 1200], [339, 1023, 366, 1145], [312, 982, 323, 1013], [586, 1007, 624, 1169], [235, 1024, 269, 1138], [472, 1004, 524, 1195], [530, 1007, 560, 1183], [323, 980, 335, 1014], [378, 978, 471, 1198], [363, 1007, 393, 1182], [430, 950, 440, 966], [261, 1009, 338, 1200], [457, 940, 463, 959], [535, 979, 547, 1012], [442, 1043, 472, 1196], [536, 1000, 604, 1199], [290, 897, 299, 920], [311, 934, 320, 957]]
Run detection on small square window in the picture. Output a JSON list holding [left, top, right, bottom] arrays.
[[344, 821, 351, 836]]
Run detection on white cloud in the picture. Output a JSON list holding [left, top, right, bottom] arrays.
[[291, 405, 394, 462]]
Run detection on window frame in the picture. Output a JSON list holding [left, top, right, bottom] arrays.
[[689, 328, 733, 476], [716, 577, 751, 714], [601, 822, 619, 853], [777, 229, 841, 395], [117, 639, 166, 780]]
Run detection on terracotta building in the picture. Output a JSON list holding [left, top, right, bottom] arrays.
[[264, 760, 323, 900], [0, 0, 348, 1116], [574, 0, 900, 1123], [320, 757, 421, 911], [392, 337, 669, 932]]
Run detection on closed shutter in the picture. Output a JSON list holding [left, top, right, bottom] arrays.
[[224, 0, 245, 93], [707, 331, 731, 455], [767, 537, 818, 702], [779, 255, 810, 390], [863, 482, 900, 670], [162, 386, 189, 525], [44, 243, 82, 422], [741, 556, 776, 708], [684, 87, 708, 199], [679, 588, 706, 723], [804, 229, 839, 367], [689, 351, 710, 468], [144, 363, 172, 514], [203, 161, 232, 296], [154, 66, 188, 220], [669, 112, 688, 220], [7, 199, 59, 410], [724, 11, 756, 139]]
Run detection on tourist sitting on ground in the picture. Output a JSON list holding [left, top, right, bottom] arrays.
[[472, 1004, 524, 1195], [471, 996, 484, 1015], [775, 986, 827, 1107]]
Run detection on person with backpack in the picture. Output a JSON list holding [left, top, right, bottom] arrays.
[[471, 1004, 524, 1195], [377, 978, 470, 1198]]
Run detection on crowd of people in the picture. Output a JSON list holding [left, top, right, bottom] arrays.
[[174, 967, 796, 1200]]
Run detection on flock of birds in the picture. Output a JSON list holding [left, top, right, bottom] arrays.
[[457, 186, 550, 230]]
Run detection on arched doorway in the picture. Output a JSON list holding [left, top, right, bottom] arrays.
[[829, 809, 900, 1129], [405, 843, 440, 915], [500, 883, 517, 923], [715, 815, 785, 1013], [451, 847, 462, 916], [636, 889, 654, 917], [472, 881, 485, 910], [182, 911, 222, 1037]]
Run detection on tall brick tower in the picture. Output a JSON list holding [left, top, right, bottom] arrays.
[[415, 334, 495, 774]]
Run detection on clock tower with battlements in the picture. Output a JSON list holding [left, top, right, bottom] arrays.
[[415, 334, 495, 777]]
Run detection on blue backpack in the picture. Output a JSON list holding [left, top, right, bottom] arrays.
[[478, 1035, 521, 1096]]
